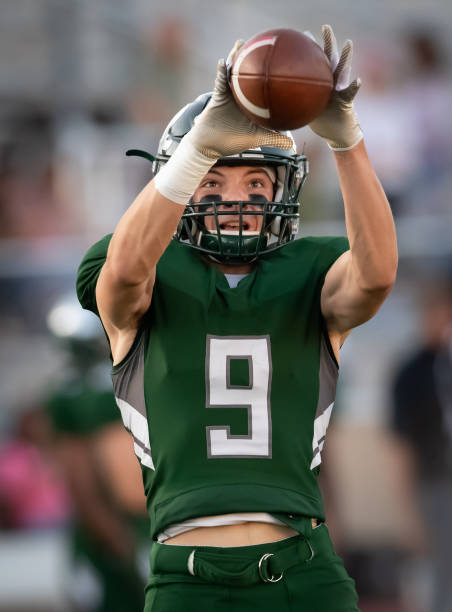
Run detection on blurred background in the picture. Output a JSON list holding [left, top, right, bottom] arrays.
[[1, 1, 452, 611]]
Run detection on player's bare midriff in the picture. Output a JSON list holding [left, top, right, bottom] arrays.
[[164, 521, 299, 547]]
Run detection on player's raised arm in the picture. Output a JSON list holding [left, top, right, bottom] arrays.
[[309, 25, 398, 343], [96, 47, 292, 361]]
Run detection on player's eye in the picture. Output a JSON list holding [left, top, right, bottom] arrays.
[[249, 178, 266, 189], [201, 179, 220, 189]]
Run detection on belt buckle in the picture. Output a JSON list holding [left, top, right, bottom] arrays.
[[258, 553, 283, 583]]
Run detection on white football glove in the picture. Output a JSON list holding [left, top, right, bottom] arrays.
[[309, 25, 363, 151], [188, 41, 293, 159], [155, 41, 293, 205]]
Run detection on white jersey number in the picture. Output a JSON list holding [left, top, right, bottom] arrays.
[[205, 335, 272, 458]]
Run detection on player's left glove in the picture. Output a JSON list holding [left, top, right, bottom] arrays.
[[308, 25, 363, 151]]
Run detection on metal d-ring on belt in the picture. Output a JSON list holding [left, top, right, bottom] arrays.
[[257, 538, 315, 583], [258, 553, 284, 583], [182, 535, 315, 586]]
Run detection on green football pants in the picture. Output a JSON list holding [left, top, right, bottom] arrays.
[[144, 523, 361, 611]]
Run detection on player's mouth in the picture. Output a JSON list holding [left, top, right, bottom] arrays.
[[220, 220, 251, 231], [218, 217, 259, 233]]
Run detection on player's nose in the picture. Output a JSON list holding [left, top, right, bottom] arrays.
[[218, 203, 239, 213], [221, 183, 249, 203]]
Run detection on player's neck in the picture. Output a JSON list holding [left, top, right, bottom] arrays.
[[209, 261, 255, 275]]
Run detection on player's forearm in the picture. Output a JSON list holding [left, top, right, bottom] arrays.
[[334, 140, 398, 292], [107, 180, 184, 285]]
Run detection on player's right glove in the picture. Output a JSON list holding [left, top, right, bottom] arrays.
[[155, 41, 293, 205]]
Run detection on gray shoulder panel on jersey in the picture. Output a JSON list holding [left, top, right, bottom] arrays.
[[310, 332, 339, 470], [112, 330, 154, 469], [316, 332, 339, 418]]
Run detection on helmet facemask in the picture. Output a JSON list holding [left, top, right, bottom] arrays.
[[182, 196, 274, 264], [177, 158, 305, 264]]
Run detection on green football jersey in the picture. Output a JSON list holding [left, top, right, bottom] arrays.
[[45, 369, 149, 611], [46, 367, 118, 435], [77, 235, 349, 541]]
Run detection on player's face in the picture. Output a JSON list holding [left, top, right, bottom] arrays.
[[193, 165, 274, 232]]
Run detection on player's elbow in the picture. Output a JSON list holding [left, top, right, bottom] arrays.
[[357, 255, 398, 295], [359, 273, 396, 298], [377, 260, 398, 293]]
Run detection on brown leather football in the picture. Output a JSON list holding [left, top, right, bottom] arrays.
[[230, 28, 333, 130]]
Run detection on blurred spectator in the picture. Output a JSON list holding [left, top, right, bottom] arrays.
[[127, 17, 192, 125], [43, 294, 149, 612], [391, 277, 452, 612], [0, 109, 78, 238], [356, 26, 452, 218], [401, 28, 452, 186], [0, 406, 70, 530]]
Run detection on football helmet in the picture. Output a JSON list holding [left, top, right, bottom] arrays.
[[47, 293, 107, 367], [127, 92, 308, 264]]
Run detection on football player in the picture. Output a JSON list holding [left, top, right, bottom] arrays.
[[44, 295, 149, 612], [77, 26, 397, 612]]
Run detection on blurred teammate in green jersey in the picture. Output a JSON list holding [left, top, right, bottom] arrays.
[[45, 295, 149, 611]]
